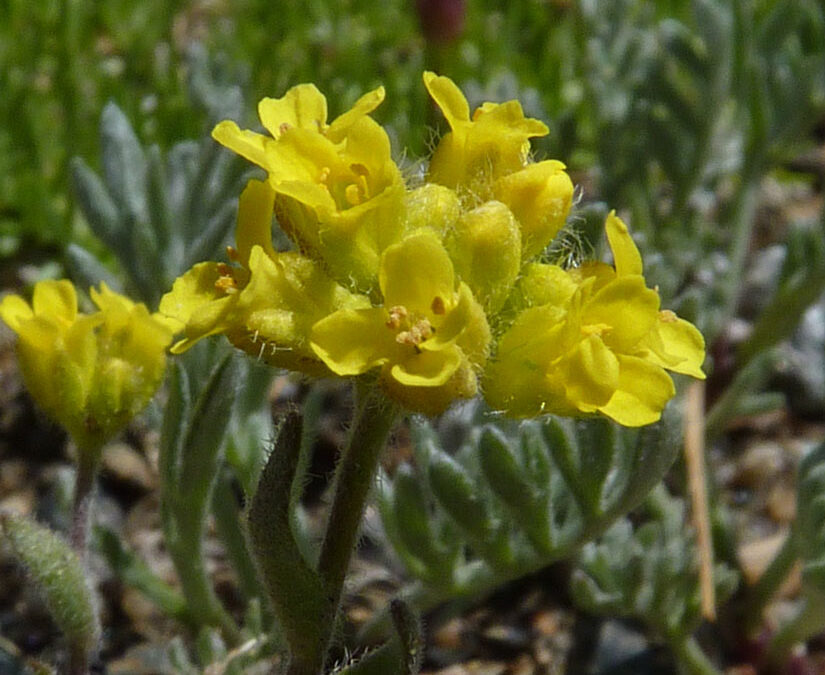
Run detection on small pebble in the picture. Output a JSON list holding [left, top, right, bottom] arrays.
[[433, 616, 466, 651], [738, 530, 788, 585], [734, 441, 785, 488], [102, 442, 156, 492], [0, 488, 35, 517], [766, 481, 796, 524]]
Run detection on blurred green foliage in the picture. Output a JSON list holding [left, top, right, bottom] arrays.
[[3, 0, 823, 276]]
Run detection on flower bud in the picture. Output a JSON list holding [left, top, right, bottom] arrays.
[[493, 160, 574, 259], [446, 200, 521, 314], [1, 280, 173, 452]]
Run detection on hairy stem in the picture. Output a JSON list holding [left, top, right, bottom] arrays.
[[316, 387, 398, 668], [70, 444, 102, 560], [248, 412, 327, 675]]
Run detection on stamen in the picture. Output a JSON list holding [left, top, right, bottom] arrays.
[[386, 305, 408, 329], [581, 322, 612, 337], [395, 318, 434, 346], [659, 310, 677, 323], [215, 263, 238, 294], [345, 184, 362, 206], [431, 296, 446, 315]]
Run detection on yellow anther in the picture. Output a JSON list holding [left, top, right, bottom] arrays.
[[386, 305, 408, 329], [659, 309, 677, 323], [215, 263, 238, 295], [396, 331, 417, 346], [345, 183, 362, 207], [581, 322, 612, 337], [411, 318, 434, 341], [395, 318, 434, 347]]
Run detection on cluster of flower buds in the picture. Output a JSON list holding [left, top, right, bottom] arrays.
[[159, 73, 705, 424], [1, 281, 173, 451]]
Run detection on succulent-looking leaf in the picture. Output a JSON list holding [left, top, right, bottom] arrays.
[[1, 514, 100, 662]]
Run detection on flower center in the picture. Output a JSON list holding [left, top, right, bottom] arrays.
[[581, 322, 612, 338], [385, 304, 436, 350], [214, 263, 239, 295], [318, 163, 373, 210]]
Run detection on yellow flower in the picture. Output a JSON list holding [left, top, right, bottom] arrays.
[[423, 72, 574, 259], [484, 212, 705, 426], [423, 71, 548, 190], [160, 179, 371, 375], [310, 230, 490, 414], [212, 84, 405, 291], [0, 280, 172, 451]]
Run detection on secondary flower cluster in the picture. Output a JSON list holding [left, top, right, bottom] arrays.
[[160, 72, 705, 424], [0, 281, 173, 451]]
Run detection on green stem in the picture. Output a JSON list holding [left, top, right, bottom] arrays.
[[316, 387, 398, 668], [671, 635, 723, 675], [743, 531, 797, 634], [247, 412, 328, 675], [70, 443, 103, 561]]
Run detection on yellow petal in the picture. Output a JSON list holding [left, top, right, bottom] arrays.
[[90, 282, 134, 321], [258, 83, 328, 138], [473, 100, 548, 140], [236, 179, 277, 267], [32, 280, 77, 324], [562, 333, 619, 409], [482, 305, 571, 417], [264, 127, 341, 185], [605, 211, 642, 277], [379, 231, 455, 312], [583, 276, 659, 352], [310, 307, 394, 375], [423, 71, 470, 129], [382, 362, 477, 415], [391, 346, 461, 387], [327, 86, 386, 142], [212, 121, 270, 169], [423, 282, 474, 350], [238, 246, 369, 346], [0, 294, 34, 332], [598, 355, 676, 426], [646, 312, 706, 379], [159, 262, 237, 351]]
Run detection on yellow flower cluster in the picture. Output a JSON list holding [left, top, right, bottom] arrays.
[[160, 73, 705, 423], [1, 281, 173, 451]]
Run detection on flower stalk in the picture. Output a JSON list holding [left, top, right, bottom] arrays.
[[69, 441, 103, 559], [316, 387, 399, 664]]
